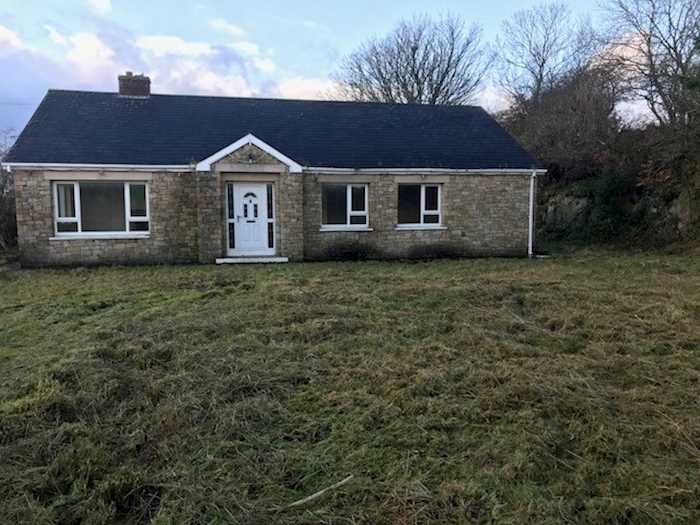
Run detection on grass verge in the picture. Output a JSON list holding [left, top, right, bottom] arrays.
[[1, 253, 699, 523]]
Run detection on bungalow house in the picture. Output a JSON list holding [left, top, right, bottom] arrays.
[[3, 73, 544, 267]]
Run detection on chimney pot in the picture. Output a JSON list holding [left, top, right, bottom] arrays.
[[118, 72, 150, 97]]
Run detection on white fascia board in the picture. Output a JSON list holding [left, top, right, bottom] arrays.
[[196, 133, 303, 173], [304, 167, 547, 175], [3, 163, 190, 172]]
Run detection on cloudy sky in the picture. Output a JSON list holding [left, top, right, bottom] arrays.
[[1, 0, 601, 136]]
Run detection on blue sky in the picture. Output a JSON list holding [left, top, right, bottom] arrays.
[[0, 0, 601, 135]]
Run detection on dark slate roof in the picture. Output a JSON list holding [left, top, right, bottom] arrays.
[[6, 90, 539, 169]]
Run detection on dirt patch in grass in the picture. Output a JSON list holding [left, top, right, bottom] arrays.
[[1, 253, 699, 523]]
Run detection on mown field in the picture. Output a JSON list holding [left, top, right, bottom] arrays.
[[1, 251, 699, 524]]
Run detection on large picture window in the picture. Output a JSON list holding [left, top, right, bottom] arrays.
[[53, 181, 150, 236], [321, 184, 368, 228], [397, 184, 441, 227]]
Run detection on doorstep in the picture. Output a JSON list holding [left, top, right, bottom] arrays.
[[215, 256, 289, 264]]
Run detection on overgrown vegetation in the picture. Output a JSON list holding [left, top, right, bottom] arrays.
[[1, 255, 699, 523], [497, 1, 700, 246]]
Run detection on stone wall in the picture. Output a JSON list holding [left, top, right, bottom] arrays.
[[15, 170, 198, 267], [196, 171, 223, 263], [14, 166, 534, 267], [302, 173, 532, 259], [277, 172, 304, 260]]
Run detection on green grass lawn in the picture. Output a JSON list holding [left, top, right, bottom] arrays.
[[1, 252, 699, 524]]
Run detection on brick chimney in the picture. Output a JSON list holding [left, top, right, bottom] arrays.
[[118, 71, 150, 97]]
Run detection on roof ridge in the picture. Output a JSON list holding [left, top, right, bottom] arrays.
[[45, 89, 484, 110]]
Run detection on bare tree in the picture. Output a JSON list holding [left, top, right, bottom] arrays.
[[0, 130, 17, 251], [602, 0, 700, 126], [497, 2, 600, 106], [335, 14, 493, 105], [502, 66, 624, 179]]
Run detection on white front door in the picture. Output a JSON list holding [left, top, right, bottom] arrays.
[[226, 182, 275, 256]]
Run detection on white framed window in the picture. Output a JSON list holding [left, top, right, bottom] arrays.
[[52, 181, 150, 237], [321, 183, 369, 229], [397, 184, 442, 227]]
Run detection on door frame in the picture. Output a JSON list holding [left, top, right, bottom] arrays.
[[225, 181, 276, 257]]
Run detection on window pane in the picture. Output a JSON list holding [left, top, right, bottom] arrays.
[[57, 222, 78, 233], [267, 184, 273, 219], [351, 186, 365, 212], [350, 215, 367, 225], [425, 186, 439, 211], [424, 214, 440, 224], [57, 184, 75, 218], [80, 182, 126, 232], [228, 223, 235, 249], [129, 221, 149, 231], [322, 184, 347, 225], [268, 222, 274, 248], [129, 184, 147, 217], [398, 185, 421, 224], [227, 184, 235, 219]]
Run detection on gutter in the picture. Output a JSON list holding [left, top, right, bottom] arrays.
[[4, 163, 549, 177], [2, 162, 191, 172], [305, 167, 548, 175]]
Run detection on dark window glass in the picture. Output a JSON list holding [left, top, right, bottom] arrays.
[[398, 185, 421, 224], [351, 185, 365, 212], [228, 223, 235, 249], [129, 221, 149, 231], [227, 184, 235, 219], [350, 215, 367, 225], [267, 184, 273, 218], [254, 204, 258, 218], [425, 186, 439, 211], [322, 184, 347, 225], [268, 223, 274, 248], [424, 214, 440, 224], [57, 184, 75, 218], [79, 182, 125, 232], [57, 222, 78, 233], [129, 184, 147, 217]]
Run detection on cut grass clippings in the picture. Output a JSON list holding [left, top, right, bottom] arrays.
[[0, 253, 699, 523]]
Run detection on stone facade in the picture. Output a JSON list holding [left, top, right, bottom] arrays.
[[15, 170, 198, 267], [13, 152, 534, 266], [303, 173, 532, 259]]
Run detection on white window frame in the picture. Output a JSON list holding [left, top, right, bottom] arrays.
[[124, 182, 151, 233], [54, 182, 80, 233], [396, 183, 443, 229], [320, 183, 372, 231], [52, 181, 150, 239]]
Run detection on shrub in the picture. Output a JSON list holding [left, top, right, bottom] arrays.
[[0, 168, 17, 250]]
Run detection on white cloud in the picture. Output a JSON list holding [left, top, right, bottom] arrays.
[[63, 33, 123, 87], [151, 59, 254, 97], [86, 0, 112, 14], [210, 18, 277, 73], [477, 85, 511, 113], [209, 18, 246, 39], [135, 35, 213, 58], [44, 25, 67, 46], [0, 25, 24, 51], [67, 33, 116, 64], [253, 57, 276, 73], [230, 40, 259, 57], [276, 77, 338, 100], [0, 22, 342, 133]]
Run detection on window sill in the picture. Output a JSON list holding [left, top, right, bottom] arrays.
[[394, 225, 447, 231], [319, 226, 374, 232], [50, 233, 151, 241]]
